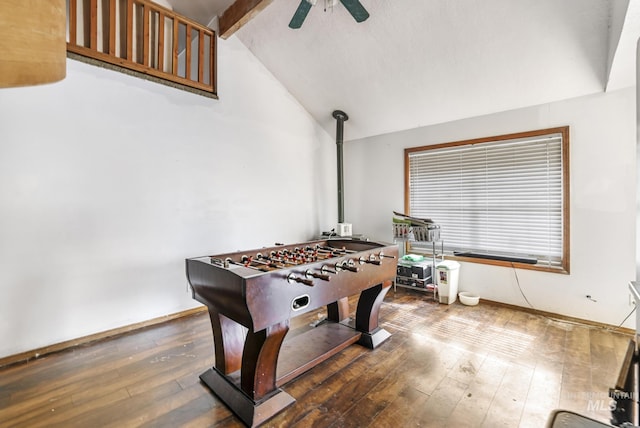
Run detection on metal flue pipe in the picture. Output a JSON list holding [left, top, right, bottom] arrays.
[[332, 110, 349, 224]]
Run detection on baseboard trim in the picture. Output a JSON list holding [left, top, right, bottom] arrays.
[[0, 306, 208, 369], [480, 298, 635, 336], [2, 298, 632, 368]]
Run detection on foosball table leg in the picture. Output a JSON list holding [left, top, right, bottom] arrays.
[[355, 280, 392, 349], [326, 297, 350, 322], [200, 312, 295, 427]]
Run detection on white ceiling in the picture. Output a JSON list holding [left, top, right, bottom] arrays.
[[164, 0, 236, 25], [166, 0, 640, 141]]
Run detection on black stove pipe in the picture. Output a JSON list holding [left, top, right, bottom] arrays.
[[332, 110, 349, 224]]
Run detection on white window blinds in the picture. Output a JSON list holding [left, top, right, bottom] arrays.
[[407, 130, 566, 268]]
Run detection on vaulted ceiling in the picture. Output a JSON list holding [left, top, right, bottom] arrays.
[[165, 0, 640, 141]]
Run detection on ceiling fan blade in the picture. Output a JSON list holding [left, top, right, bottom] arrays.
[[339, 0, 369, 23], [289, 0, 313, 29]]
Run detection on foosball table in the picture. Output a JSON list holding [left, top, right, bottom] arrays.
[[185, 238, 398, 427]]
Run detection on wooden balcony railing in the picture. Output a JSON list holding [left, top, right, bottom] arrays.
[[67, 0, 216, 96]]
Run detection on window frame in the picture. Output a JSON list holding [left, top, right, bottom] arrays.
[[404, 126, 570, 274]]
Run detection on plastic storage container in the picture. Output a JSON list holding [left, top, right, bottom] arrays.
[[436, 260, 460, 304]]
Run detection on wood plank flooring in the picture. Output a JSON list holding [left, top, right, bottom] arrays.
[[0, 289, 632, 427]]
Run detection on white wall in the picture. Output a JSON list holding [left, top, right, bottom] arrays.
[[344, 88, 636, 327], [0, 36, 336, 359]]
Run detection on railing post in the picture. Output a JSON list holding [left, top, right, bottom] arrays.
[[69, 0, 77, 45], [158, 12, 165, 72], [172, 18, 178, 76], [90, 0, 97, 49], [108, 0, 116, 55], [198, 30, 204, 83], [126, 0, 132, 60], [185, 23, 191, 80], [142, 2, 149, 66]]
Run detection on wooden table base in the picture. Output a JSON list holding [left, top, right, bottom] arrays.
[[200, 368, 295, 428], [200, 320, 389, 427]]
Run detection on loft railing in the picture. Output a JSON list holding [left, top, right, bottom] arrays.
[[67, 0, 216, 96]]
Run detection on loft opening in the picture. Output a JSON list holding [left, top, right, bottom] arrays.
[[66, 0, 217, 97]]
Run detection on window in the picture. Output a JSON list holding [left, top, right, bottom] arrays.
[[405, 127, 569, 273]]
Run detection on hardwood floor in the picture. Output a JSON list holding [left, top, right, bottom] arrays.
[[0, 289, 632, 427]]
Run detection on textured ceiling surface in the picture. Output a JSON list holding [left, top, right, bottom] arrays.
[[166, 0, 639, 141], [164, 0, 235, 25]]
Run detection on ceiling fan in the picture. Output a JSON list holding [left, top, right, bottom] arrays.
[[289, 0, 370, 29]]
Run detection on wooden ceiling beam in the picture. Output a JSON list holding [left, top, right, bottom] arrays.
[[218, 0, 273, 39]]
